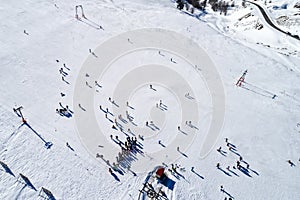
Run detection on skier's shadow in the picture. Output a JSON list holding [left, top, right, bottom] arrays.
[[106, 117, 114, 124], [179, 129, 188, 135], [127, 105, 135, 110], [223, 190, 235, 199], [62, 79, 70, 85], [227, 142, 236, 148], [0, 162, 15, 177], [86, 83, 92, 89], [229, 148, 240, 156], [146, 124, 156, 131], [61, 71, 68, 76], [159, 142, 166, 148], [238, 166, 252, 177], [57, 110, 72, 118], [112, 101, 119, 107], [150, 124, 160, 131], [218, 167, 231, 177], [66, 143, 74, 151], [218, 150, 227, 157], [78, 104, 86, 111], [191, 168, 204, 179], [178, 151, 188, 158], [249, 168, 259, 176], [64, 65, 70, 71], [111, 172, 120, 182], [228, 168, 239, 177], [130, 121, 138, 126], [92, 52, 98, 58], [119, 117, 128, 124]]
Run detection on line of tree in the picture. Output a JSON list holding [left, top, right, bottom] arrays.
[[210, 0, 229, 15], [176, 0, 207, 11], [176, 0, 234, 16]]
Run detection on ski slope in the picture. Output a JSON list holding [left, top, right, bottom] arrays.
[[0, 0, 299, 199]]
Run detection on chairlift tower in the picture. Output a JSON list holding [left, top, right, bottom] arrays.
[[236, 70, 248, 87], [75, 5, 86, 19], [13, 106, 26, 123]]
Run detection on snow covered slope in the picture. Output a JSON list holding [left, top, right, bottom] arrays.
[[0, 0, 299, 199]]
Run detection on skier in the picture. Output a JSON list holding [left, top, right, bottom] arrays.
[[287, 160, 295, 167], [236, 161, 240, 168], [216, 163, 220, 168], [138, 135, 144, 140], [220, 185, 224, 192]]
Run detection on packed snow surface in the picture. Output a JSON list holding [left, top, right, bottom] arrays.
[[0, 0, 299, 199]]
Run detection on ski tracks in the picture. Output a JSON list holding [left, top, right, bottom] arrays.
[[0, 124, 24, 155]]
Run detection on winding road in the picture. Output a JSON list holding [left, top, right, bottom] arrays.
[[247, 1, 300, 40]]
